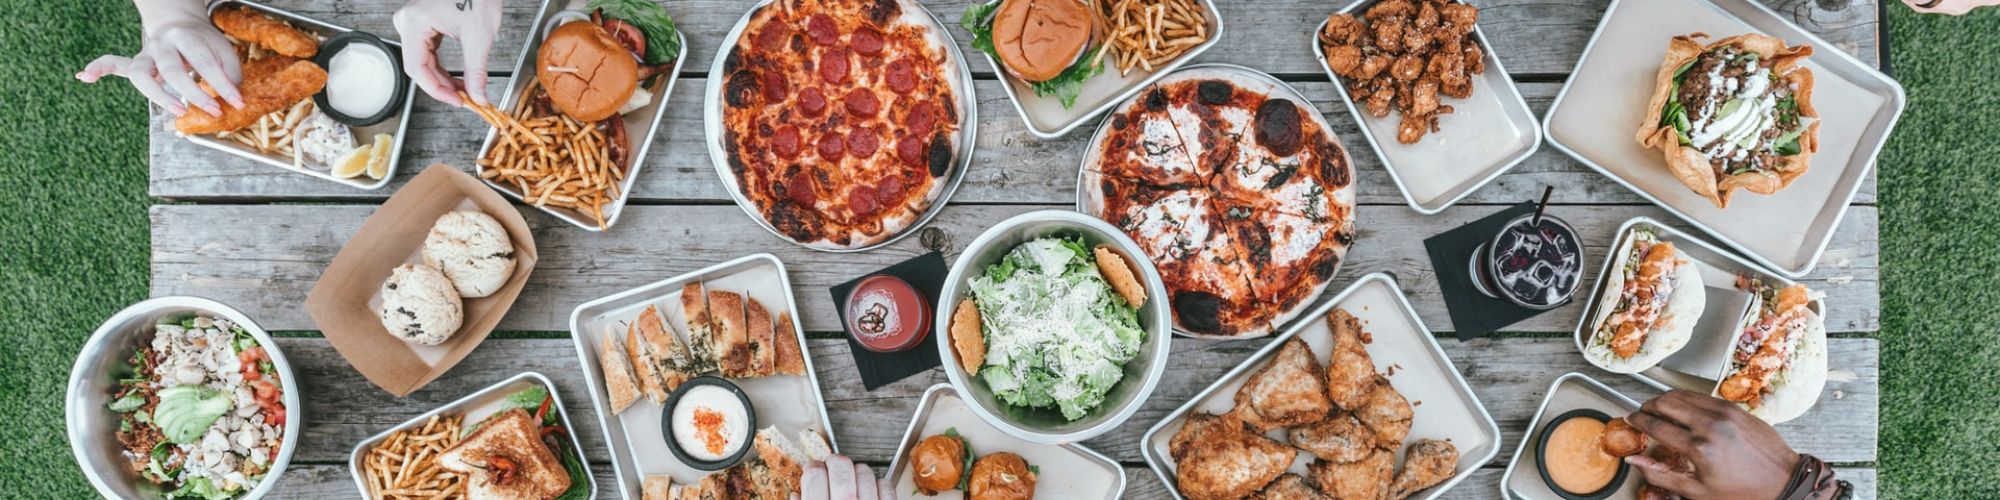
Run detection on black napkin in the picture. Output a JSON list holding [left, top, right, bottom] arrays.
[[1424, 202, 1567, 340], [830, 251, 946, 390]]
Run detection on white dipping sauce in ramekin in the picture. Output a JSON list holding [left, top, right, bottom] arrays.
[[670, 384, 749, 461], [325, 43, 396, 119]]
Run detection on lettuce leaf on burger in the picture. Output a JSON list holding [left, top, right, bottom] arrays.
[[963, 0, 1104, 108]]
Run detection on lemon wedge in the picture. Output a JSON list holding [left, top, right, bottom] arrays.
[[329, 145, 371, 179], [364, 134, 394, 179]]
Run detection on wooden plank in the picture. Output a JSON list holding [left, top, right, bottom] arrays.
[[263, 463, 1877, 499], [246, 0, 1879, 77], [150, 203, 1879, 333], [259, 337, 1877, 465], [149, 79, 1879, 205]]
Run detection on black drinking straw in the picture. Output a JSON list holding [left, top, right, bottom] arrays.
[[1531, 186, 1553, 226]]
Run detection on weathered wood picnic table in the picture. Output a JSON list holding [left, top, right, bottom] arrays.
[[145, 0, 1885, 497]]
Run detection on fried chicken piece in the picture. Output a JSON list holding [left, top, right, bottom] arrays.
[[1415, 2, 1440, 30], [1463, 42, 1486, 75], [1322, 15, 1366, 46], [1374, 22, 1406, 53], [1308, 450, 1394, 500], [1402, 27, 1432, 53], [1638, 446, 1694, 500], [1392, 55, 1425, 81], [1171, 413, 1298, 500], [1409, 79, 1442, 116], [1367, 0, 1417, 19], [1325, 309, 1380, 410], [1440, 3, 1479, 32], [1366, 83, 1396, 118], [1231, 338, 1335, 432], [1601, 418, 1650, 458], [1390, 439, 1459, 499], [1359, 55, 1393, 80], [1355, 378, 1414, 447], [212, 6, 318, 58], [1398, 112, 1433, 144], [173, 58, 326, 134], [1251, 473, 1331, 500], [1327, 45, 1365, 77], [1290, 412, 1375, 463]]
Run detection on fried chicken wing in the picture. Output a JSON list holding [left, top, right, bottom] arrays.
[[1252, 473, 1332, 500], [1308, 450, 1394, 500], [1290, 412, 1376, 463], [1389, 439, 1460, 500], [1325, 309, 1380, 410], [1232, 338, 1335, 432], [1355, 378, 1414, 448], [1171, 413, 1298, 500], [212, 6, 318, 58], [173, 58, 326, 134]]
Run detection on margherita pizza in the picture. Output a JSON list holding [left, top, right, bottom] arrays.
[[1083, 66, 1357, 338], [716, 0, 966, 250]]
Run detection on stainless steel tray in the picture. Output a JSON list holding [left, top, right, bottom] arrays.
[[1543, 0, 1904, 276], [1573, 216, 1825, 394], [476, 0, 687, 231], [1077, 63, 1359, 339], [971, 0, 1224, 139], [347, 371, 596, 499], [190, 0, 417, 191], [1499, 372, 1644, 500], [1140, 274, 1499, 500], [703, 0, 975, 252], [884, 384, 1126, 499], [1312, 0, 1540, 214], [567, 253, 838, 498]]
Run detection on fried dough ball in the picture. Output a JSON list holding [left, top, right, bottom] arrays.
[[1600, 418, 1650, 458]]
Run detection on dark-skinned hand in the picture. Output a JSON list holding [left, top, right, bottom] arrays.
[[1624, 389, 1801, 500]]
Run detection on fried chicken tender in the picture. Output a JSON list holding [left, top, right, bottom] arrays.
[[1308, 449, 1394, 500], [173, 57, 326, 134], [1355, 378, 1414, 448], [1390, 439, 1460, 499], [212, 6, 318, 58], [1232, 338, 1335, 432], [1251, 473, 1332, 500], [1325, 309, 1379, 410], [1290, 412, 1376, 463], [1171, 413, 1297, 500]]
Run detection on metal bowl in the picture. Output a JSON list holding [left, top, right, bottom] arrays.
[[66, 297, 302, 500], [935, 210, 1173, 444]]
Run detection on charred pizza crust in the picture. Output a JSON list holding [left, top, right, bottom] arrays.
[[718, 0, 963, 249], [1084, 69, 1357, 338]]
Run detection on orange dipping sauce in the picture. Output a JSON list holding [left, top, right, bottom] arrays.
[[1544, 417, 1620, 494]]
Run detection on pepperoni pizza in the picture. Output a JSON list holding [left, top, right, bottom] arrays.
[[1083, 67, 1357, 338], [717, 0, 965, 250]]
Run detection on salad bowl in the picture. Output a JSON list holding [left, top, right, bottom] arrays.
[[937, 209, 1173, 444]]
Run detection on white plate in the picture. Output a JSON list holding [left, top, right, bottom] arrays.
[[1141, 274, 1499, 500], [884, 384, 1125, 499], [568, 254, 837, 498], [1543, 0, 1904, 276]]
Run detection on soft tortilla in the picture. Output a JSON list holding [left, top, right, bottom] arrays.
[[1635, 33, 1819, 208], [1727, 307, 1828, 424], [1583, 235, 1705, 373]]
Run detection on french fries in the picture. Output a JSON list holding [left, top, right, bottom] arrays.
[[1095, 0, 1210, 75], [361, 414, 467, 500], [465, 84, 625, 230], [218, 98, 318, 159]]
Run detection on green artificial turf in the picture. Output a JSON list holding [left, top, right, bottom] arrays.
[[2, 1, 1997, 497], [1878, 6, 2000, 498]]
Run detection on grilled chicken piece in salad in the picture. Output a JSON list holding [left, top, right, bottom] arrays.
[[1637, 33, 1819, 208]]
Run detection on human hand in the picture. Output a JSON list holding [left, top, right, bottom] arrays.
[[393, 0, 504, 107], [76, 2, 244, 117], [1903, 0, 2000, 15], [1623, 390, 1800, 500], [796, 455, 891, 500]]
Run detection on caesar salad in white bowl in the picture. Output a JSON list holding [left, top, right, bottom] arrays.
[[936, 210, 1172, 444]]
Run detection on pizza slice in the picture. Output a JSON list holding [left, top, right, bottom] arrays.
[[1089, 174, 1208, 263], [1155, 199, 1270, 337], [1090, 88, 1208, 188], [1211, 197, 1352, 330]]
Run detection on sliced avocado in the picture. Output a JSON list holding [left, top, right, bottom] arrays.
[[155, 385, 232, 444]]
